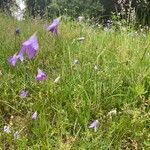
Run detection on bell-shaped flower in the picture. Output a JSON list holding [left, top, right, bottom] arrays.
[[18, 33, 39, 61], [17, 47, 26, 62], [32, 111, 37, 120], [8, 54, 18, 67], [45, 18, 60, 34], [89, 120, 99, 132], [36, 68, 47, 81], [20, 90, 28, 98]]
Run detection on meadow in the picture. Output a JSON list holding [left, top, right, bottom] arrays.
[[0, 13, 150, 149]]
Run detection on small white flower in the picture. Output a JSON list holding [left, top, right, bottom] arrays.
[[121, 27, 127, 32], [73, 59, 79, 65], [4, 126, 11, 134], [78, 16, 84, 22], [94, 65, 98, 70], [77, 37, 85, 41], [54, 76, 60, 83], [104, 27, 109, 32], [32, 111, 37, 120], [135, 31, 138, 35], [140, 28, 144, 32]]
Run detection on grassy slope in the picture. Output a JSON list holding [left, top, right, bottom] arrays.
[[0, 14, 150, 149]]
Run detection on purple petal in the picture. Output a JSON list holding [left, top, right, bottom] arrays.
[[20, 33, 39, 60], [20, 90, 28, 98], [28, 34, 39, 50], [8, 54, 18, 67], [23, 33, 38, 47], [17, 46, 26, 62], [89, 120, 98, 132], [25, 45, 37, 60], [46, 18, 59, 34], [36, 68, 47, 81], [32, 111, 37, 120]]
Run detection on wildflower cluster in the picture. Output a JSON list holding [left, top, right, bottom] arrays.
[[4, 17, 104, 141]]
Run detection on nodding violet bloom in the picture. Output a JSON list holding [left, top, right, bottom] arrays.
[[4, 126, 11, 134], [20, 90, 28, 98], [8, 54, 19, 67], [18, 33, 39, 61], [45, 18, 60, 34], [36, 68, 47, 81], [89, 120, 99, 132], [32, 111, 37, 120], [8, 33, 39, 66]]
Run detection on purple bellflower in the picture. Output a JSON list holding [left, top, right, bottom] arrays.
[[20, 90, 28, 98], [8, 54, 19, 67], [18, 33, 39, 61], [89, 120, 99, 132], [32, 111, 37, 120], [45, 18, 60, 34], [8, 33, 39, 67], [36, 68, 47, 81]]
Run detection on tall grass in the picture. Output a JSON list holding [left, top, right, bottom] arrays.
[[0, 14, 150, 149]]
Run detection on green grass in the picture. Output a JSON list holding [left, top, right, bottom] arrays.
[[0, 14, 150, 149]]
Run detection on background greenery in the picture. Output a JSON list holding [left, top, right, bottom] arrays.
[[0, 0, 150, 25]]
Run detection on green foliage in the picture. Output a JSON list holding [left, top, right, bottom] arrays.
[[1, 0, 150, 26], [54, 0, 104, 21], [0, 14, 150, 149], [25, 0, 51, 18], [25, 0, 104, 21], [24, 0, 150, 26], [0, 0, 16, 14], [136, 0, 150, 26]]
